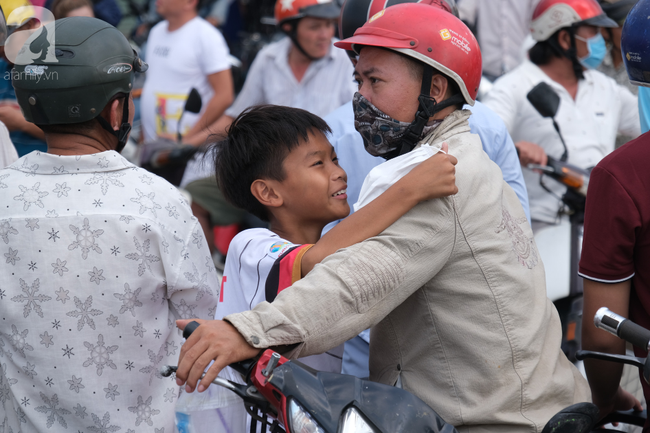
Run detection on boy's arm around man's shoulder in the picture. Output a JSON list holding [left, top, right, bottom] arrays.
[[225, 195, 457, 358]]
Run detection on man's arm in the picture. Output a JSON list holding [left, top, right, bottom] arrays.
[[616, 84, 641, 139], [0, 105, 45, 140], [182, 69, 234, 142], [582, 278, 642, 417], [176, 197, 457, 391]]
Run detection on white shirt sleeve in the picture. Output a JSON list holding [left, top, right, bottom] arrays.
[[483, 76, 520, 134], [198, 23, 231, 76], [617, 84, 642, 139]]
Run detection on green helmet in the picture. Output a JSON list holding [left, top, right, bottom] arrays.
[[12, 17, 147, 127]]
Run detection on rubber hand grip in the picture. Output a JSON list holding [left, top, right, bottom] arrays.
[[182, 321, 200, 340], [618, 319, 650, 350]]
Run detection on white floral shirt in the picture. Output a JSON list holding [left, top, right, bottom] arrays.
[[0, 151, 219, 432]]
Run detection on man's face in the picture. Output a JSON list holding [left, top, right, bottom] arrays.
[[353, 47, 421, 123], [574, 24, 600, 59], [294, 17, 335, 59]]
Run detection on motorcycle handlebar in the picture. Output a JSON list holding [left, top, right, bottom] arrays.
[[595, 308, 650, 351]]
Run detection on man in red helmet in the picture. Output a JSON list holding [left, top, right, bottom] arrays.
[[484, 0, 641, 229], [175, 5, 590, 431]]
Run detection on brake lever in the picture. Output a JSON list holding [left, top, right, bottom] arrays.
[[575, 350, 646, 369]]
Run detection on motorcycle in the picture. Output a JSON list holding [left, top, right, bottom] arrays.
[[164, 321, 644, 433], [163, 321, 459, 433], [525, 82, 590, 363]]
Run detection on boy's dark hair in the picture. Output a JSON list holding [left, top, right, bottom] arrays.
[[212, 105, 331, 221]]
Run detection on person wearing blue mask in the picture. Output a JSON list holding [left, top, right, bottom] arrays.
[[484, 0, 640, 229]]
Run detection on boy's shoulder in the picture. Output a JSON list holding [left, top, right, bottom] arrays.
[[228, 228, 297, 262]]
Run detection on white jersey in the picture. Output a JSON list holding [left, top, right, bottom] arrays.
[[194, 229, 342, 432]]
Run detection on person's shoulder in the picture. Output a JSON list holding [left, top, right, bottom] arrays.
[[229, 228, 294, 259], [254, 37, 291, 62], [149, 20, 168, 37], [192, 16, 225, 37], [598, 133, 650, 175]]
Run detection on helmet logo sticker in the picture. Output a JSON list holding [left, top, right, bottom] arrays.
[[626, 52, 642, 63], [369, 9, 385, 22], [24, 65, 48, 76], [440, 28, 471, 55], [105, 63, 133, 74], [280, 0, 294, 12], [68, 105, 81, 118]]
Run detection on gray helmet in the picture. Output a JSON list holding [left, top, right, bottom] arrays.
[[12, 17, 147, 127]]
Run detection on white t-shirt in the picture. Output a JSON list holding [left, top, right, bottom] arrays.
[[141, 17, 230, 142], [0, 121, 18, 168], [484, 61, 640, 223]]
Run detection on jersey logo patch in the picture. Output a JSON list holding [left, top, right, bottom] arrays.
[[270, 242, 291, 254]]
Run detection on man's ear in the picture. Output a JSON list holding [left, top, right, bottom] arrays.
[[429, 74, 449, 102], [105, 98, 122, 131], [282, 22, 292, 33], [557, 29, 572, 51], [251, 179, 283, 208]]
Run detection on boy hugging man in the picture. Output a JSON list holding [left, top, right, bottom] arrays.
[[195, 104, 457, 430], [213, 104, 457, 367]]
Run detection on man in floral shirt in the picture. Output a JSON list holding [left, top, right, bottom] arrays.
[[0, 17, 218, 432]]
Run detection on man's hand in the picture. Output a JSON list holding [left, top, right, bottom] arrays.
[[0, 105, 28, 132], [175, 319, 261, 393], [515, 141, 548, 167], [407, 142, 458, 201], [595, 386, 643, 422]]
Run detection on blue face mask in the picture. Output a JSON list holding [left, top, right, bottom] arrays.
[[575, 33, 607, 70]]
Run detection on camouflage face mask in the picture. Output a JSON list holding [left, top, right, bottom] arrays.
[[353, 92, 441, 158]]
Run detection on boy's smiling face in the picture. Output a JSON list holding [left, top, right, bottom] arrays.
[[274, 130, 350, 225]]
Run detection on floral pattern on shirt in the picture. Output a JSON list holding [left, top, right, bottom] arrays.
[[0, 151, 218, 432]]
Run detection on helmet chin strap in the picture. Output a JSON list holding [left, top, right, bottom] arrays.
[[96, 94, 132, 153], [384, 65, 464, 160]]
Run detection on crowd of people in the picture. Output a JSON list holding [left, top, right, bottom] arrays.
[[1, 0, 650, 432]]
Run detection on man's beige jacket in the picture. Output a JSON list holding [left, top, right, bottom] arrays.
[[226, 110, 591, 432]]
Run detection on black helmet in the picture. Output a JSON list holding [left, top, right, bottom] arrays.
[[599, 0, 638, 25], [12, 17, 146, 127]]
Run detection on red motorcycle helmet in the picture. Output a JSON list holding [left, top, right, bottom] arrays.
[[274, 0, 341, 25], [530, 0, 617, 41], [339, 0, 458, 40], [335, 2, 481, 105]]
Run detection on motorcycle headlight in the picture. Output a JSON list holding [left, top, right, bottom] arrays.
[[339, 407, 377, 433], [287, 399, 325, 433]]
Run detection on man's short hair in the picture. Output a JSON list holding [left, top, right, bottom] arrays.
[[212, 105, 331, 221]]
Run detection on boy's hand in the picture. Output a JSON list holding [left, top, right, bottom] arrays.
[[175, 319, 260, 393], [404, 142, 458, 202]]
